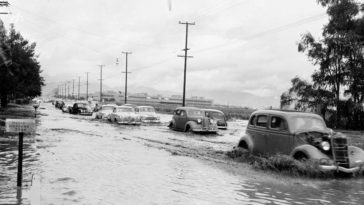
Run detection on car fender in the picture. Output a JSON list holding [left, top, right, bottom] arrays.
[[237, 134, 253, 152], [185, 121, 199, 132], [290, 144, 330, 160], [348, 146, 364, 167], [169, 119, 177, 130]]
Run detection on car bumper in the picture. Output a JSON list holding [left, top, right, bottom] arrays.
[[142, 119, 161, 123], [217, 125, 227, 130], [79, 112, 93, 116], [117, 121, 141, 125], [319, 161, 364, 173], [192, 127, 218, 133]]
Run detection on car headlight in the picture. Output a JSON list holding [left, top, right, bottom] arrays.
[[197, 119, 201, 123], [320, 141, 330, 151]]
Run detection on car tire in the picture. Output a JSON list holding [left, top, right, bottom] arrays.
[[185, 125, 193, 133], [293, 152, 309, 161]]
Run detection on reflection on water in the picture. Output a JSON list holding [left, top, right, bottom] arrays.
[[0, 103, 363, 204]]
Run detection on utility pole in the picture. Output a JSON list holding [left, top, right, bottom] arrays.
[[67, 82, 70, 99], [72, 79, 75, 99], [64, 83, 67, 100], [98, 65, 104, 103], [77, 76, 80, 100], [122, 52, 132, 104], [86, 72, 89, 101], [178, 21, 195, 107]]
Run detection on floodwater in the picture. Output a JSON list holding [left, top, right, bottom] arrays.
[[0, 103, 363, 205]]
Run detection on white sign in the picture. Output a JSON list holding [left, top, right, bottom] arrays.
[[5, 119, 36, 133]]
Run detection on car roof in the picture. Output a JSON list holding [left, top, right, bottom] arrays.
[[203, 109, 224, 114], [176, 107, 202, 111], [116, 105, 134, 109], [251, 109, 322, 119], [137, 106, 154, 108], [102, 104, 116, 107]]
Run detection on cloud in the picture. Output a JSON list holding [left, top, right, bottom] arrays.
[[1, 0, 328, 105]]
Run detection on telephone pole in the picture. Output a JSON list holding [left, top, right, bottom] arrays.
[[67, 81, 70, 99], [86, 72, 89, 101], [77, 76, 80, 100], [122, 52, 132, 104], [178, 21, 195, 107], [64, 83, 67, 99], [98, 65, 104, 103], [72, 79, 75, 99]]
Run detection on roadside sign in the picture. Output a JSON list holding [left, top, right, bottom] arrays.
[[5, 119, 35, 133], [5, 118, 36, 188]]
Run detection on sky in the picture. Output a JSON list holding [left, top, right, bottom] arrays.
[[0, 0, 328, 105]]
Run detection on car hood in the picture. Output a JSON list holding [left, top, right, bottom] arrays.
[[117, 112, 137, 117]]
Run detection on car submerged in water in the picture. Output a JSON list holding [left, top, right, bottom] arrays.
[[108, 105, 141, 125], [203, 109, 228, 130], [236, 110, 364, 174], [136, 106, 160, 123], [169, 107, 218, 133], [95, 104, 116, 119], [70, 102, 93, 116]]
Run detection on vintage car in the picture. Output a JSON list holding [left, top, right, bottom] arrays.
[[136, 106, 160, 123], [95, 104, 116, 119], [55, 100, 65, 109], [236, 110, 364, 173], [108, 105, 141, 125], [169, 107, 218, 133], [203, 109, 228, 129], [62, 102, 73, 113], [69, 102, 93, 116]]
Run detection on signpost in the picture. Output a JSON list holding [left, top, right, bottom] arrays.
[[5, 119, 35, 187]]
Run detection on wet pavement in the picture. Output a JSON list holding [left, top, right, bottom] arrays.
[[1, 103, 364, 204]]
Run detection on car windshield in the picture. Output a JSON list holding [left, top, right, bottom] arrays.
[[187, 109, 204, 117], [206, 111, 224, 120], [139, 107, 155, 112], [117, 107, 134, 112], [77, 103, 88, 108], [290, 117, 327, 132], [102, 106, 114, 111]]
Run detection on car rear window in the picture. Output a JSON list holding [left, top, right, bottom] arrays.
[[256, 115, 268, 127]]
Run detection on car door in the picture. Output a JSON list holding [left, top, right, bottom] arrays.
[[172, 109, 182, 130], [266, 115, 291, 155], [250, 114, 268, 154], [175, 110, 188, 131]]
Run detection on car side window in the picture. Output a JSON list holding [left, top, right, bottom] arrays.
[[180, 110, 186, 117], [175, 110, 181, 116], [249, 115, 256, 126], [256, 115, 268, 127], [270, 116, 287, 131]]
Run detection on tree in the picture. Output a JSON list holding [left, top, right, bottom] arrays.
[[297, 0, 363, 127], [280, 77, 334, 119], [0, 23, 44, 107]]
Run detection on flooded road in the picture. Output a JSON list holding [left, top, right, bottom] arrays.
[[1, 103, 364, 204]]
